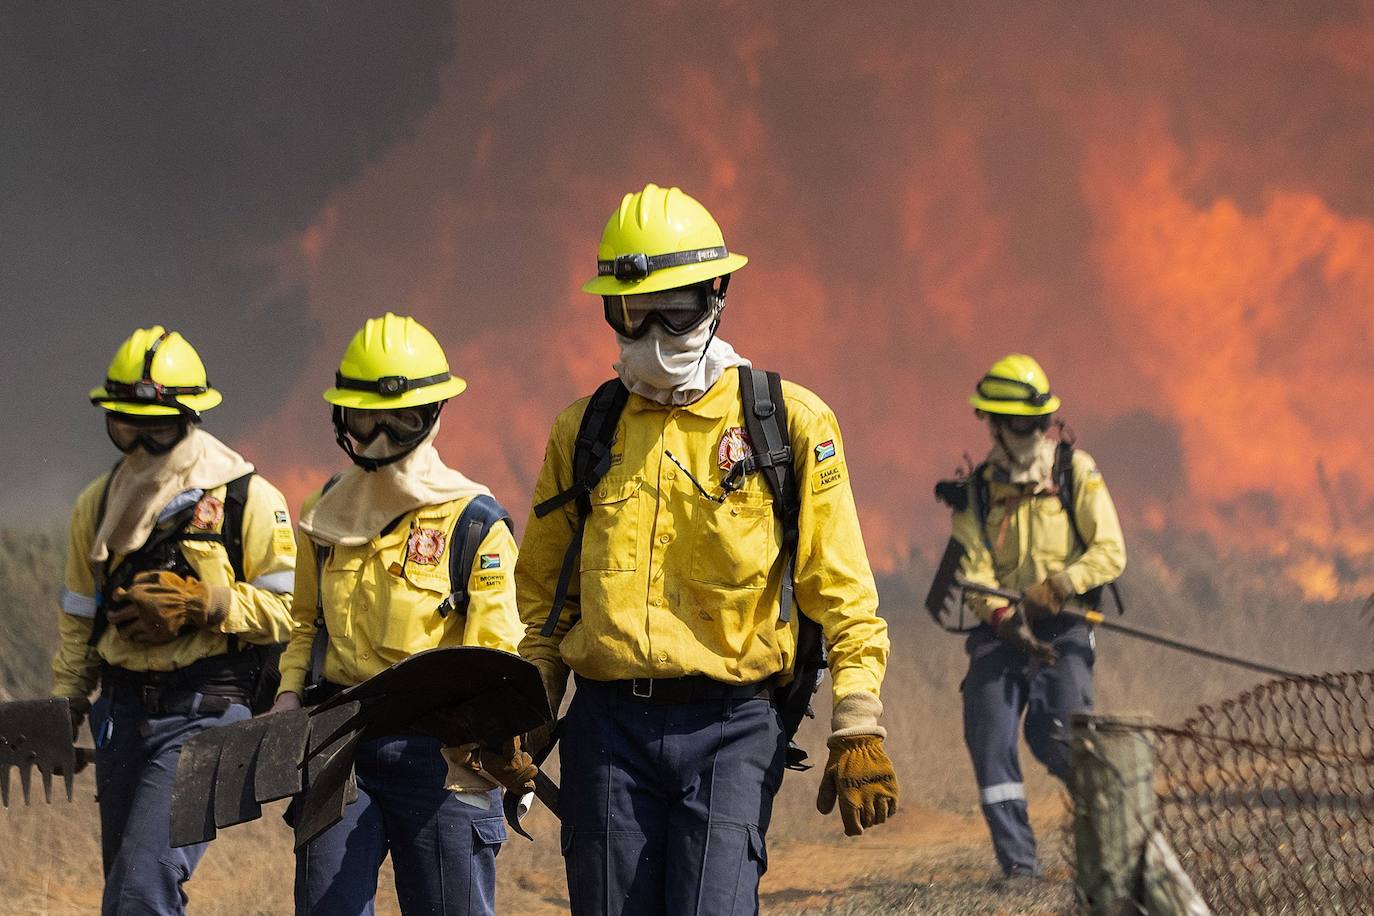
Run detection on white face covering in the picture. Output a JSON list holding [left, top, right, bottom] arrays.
[[987, 423, 1057, 485], [613, 319, 750, 406]]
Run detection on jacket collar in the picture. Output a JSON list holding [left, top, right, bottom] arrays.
[[625, 370, 737, 420]]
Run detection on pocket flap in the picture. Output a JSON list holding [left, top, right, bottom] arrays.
[[746, 823, 768, 868], [473, 815, 508, 846], [591, 476, 640, 505]]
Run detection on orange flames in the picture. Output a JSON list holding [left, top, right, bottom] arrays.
[[234, 3, 1374, 601]]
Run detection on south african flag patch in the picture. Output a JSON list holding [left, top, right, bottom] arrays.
[[815, 440, 837, 463], [479, 553, 501, 570]]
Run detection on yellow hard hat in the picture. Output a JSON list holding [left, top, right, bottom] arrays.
[[90, 326, 223, 417], [323, 313, 466, 409], [581, 183, 748, 296], [969, 353, 1061, 416]]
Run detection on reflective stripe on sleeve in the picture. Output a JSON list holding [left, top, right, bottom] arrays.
[[250, 571, 295, 594], [979, 782, 1026, 805], [60, 588, 97, 619]]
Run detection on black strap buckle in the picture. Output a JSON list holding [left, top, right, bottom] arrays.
[[631, 678, 654, 699]]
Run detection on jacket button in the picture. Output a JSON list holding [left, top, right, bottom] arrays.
[[730, 508, 739, 516], [658, 534, 670, 544], [651, 597, 663, 607], [657, 653, 668, 663]]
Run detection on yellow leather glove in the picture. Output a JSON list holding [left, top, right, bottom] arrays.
[[1021, 572, 1075, 621], [477, 736, 539, 794], [816, 735, 900, 836], [107, 570, 229, 644]]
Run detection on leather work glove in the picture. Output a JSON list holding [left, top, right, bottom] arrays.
[[1021, 572, 1075, 621], [476, 736, 538, 794], [107, 570, 230, 644], [817, 736, 900, 836], [994, 609, 1059, 665], [817, 693, 899, 836]]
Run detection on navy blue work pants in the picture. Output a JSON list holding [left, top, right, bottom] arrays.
[[91, 691, 251, 915], [961, 621, 1094, 876], [559, 678, 788, 916], [294, 734, 506, 916]]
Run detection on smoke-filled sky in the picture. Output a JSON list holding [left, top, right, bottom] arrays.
[[3, 2, 1372, 597]]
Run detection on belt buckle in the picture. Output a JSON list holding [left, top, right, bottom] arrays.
[[631, 678, 654, 699]]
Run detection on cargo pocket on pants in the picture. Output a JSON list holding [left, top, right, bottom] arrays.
[[746, 823, 768, 874], [473, 816, 507, 851]]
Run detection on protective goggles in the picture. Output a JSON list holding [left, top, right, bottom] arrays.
[[992, 413, 1052, 436], [975, 375, 1054, 409], [603, 283, 718, 339], [106, 413, 189, 455], [339, 404, 440, 447]]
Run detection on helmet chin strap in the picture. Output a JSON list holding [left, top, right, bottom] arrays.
[[691, 276, 730, 370], [332, 405, 426, 472]]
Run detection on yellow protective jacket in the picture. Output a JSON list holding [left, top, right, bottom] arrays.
[[52, 473, 298, 699], [952, 448, 1127, 622], [516, 372, 889, 703], [277, 492, 523, 696]]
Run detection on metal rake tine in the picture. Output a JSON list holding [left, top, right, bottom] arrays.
[[40, 766, 53, 804], [19, 763, 31, 804]]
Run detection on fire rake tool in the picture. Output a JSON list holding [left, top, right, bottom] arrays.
[[955, 576, 1303, 679], [0, 697, 92, 806]]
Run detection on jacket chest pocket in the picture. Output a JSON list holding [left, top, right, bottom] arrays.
[[374, 544, 452, 654], [1029, 496, 1074, 562], [690, 491, 776, 590], [321, 548, 368, 641], [581, 477, 641, 573]]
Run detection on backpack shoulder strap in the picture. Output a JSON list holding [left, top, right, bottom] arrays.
[[1054, 441, 1085, 551], [969, 462, 994, 552], [737, 367, 799, 622], [536, 381, 629, 638], [439, 494, 514, 619], [305, 473, 345, 693], [1054, 441, 1127, 615], [220, 472, 255, 582]]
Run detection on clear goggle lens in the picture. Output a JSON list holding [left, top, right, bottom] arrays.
[[106, 414, 186, 454], [603, 285, 714, 339], [341, 405, 436, 445]]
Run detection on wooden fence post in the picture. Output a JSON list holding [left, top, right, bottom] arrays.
[[1071, 712, 1157, 914]]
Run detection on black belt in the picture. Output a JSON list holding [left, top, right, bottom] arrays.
[[577, 674, 774, 706], [101, 665, 250, 717]]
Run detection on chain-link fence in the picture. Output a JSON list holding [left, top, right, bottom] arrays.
[[1074, 672, 1374, 914]]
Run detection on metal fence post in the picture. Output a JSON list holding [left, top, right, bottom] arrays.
[[1071, 712, 1156, 914]]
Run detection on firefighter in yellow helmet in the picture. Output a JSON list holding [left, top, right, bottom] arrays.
[[272, 313, 527, 915], [52, 326, 297, 915], [935, 354, 1126, 880], [517, 184, 897, 915]]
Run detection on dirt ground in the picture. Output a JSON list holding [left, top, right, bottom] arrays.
[[0, 775, 1075, 915]]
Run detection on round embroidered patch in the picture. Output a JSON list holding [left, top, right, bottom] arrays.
[[717, 426, 753, 471], [192, 495, 225, 530], [407, 528, 446, 566]]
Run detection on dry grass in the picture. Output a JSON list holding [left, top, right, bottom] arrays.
[[2, 527, 1368, 912]]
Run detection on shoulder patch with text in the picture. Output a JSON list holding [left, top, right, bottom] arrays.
[[812, 461, 846, 494]]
